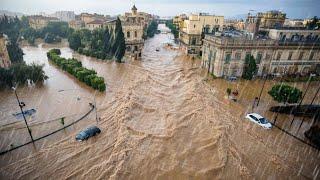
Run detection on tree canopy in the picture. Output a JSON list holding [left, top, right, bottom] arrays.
[[68, 18, 126, 62], [242, 55, 257, 80], [268, 84, 302, 104]]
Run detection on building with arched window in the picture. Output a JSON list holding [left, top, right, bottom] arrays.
[[0, 35, 11, 68], [202, 32, 320, 77], [179, 13, 224, 56], [120, 5, 148, 60]]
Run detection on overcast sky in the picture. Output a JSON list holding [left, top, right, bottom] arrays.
[[1, 0, 319, 18]]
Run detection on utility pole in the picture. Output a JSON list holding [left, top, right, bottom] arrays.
[[297, 84, 320, 132], [290, 74, 315, 127], [257, 74, 267, 106], [12, 87, 34, 142]]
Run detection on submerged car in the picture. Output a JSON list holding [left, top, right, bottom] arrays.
[[245, 113, 272, 129], [76, 126, 101, 141]]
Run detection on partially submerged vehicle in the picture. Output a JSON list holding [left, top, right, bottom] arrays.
[[245, 113, 272, 129], [75, 126, 101, 141]]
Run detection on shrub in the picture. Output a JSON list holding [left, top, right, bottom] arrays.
[[268, 84, 302, 104], [47, 49, 106, 91]]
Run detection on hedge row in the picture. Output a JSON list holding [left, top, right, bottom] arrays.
[[77, 47, 113, 60], [47, 49, 106, 92]]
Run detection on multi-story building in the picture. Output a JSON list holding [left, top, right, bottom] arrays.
[[122, 7, 153, 29], [173, 14, 188, 30], [201, 29, 320, 77], [120, 5, 145, 60], [179, 13, 224, 55], [245, 10, 286, 36], [85, 20, 105, 30], [68, 20, 84, 30], [28, 15, 59, 29], [80, 13, 106, 25], [53, 11, 75, 22], [0, 35, 11, 68], [284, 19, 305, 28], [257, 10, 286, 29]]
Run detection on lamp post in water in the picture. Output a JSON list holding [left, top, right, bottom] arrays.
[[289, 74, 316, 127], [58, 89, 98, 124], [12, 87, 34, 142]]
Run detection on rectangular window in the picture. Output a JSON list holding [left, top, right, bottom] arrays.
[[225, 53, 231, 64], [235, 52, 241, 60], [245, 52, 251, 59], [309, 52, 314, 60], [191, 37, 196, 45], [265, 54, 271, 60], [276, 52, 282, 60], [256, 52, 262, 64], [299, 52, 304, 60], [288, 51, 293, 60]]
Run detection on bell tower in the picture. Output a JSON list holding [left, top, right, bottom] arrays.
[[131, 4, 137, 15]]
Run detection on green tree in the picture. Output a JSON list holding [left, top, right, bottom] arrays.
[[242, 55, 257, 80], [268, 84, 302, 104], [146, 20, 158, 38], [68, 31, 82, 51], [226, 88, 232, 98], [114, 18, 126, 62], [165, 20, 179, 39], [6, 41, 24, 63], [306, 16, 319, 30]]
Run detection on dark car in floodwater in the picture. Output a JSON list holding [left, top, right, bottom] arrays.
[[76, 126, 101, 141]]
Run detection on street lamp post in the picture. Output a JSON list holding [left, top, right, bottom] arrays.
[[12, 87, 34, 142], [297, 84, 320, 132], [58, 89, 98, 124], [256, 74, 267, 107], [289, 74, 315, 127]]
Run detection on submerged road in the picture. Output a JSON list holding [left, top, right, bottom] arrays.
[[1, 24, 319, 179]]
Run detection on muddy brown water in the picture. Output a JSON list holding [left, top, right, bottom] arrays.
[[0, 24, 319, 179]]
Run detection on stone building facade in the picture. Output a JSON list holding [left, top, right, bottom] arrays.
[[85, 20, 105, 30], [120, 5, 145, 60], [28, 15, 59, 29], [245, 10, 286, 36], [0, 36, 11, 68], [179, 13, 224, 55], [68, 20, 84, 30], [202, 33, 320, 77]]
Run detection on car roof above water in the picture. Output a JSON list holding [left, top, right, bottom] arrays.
[[249, 113, 264, 119]]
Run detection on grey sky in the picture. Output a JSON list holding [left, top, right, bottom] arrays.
[[1, 0, 319, 18]]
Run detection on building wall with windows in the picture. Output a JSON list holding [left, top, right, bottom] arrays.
[[120, 5, 145, 60], [268, 29, 320, 41], [202, 35, 320, 77], [28, 15, 59, 29], [0, 36, 11, 68], [179, 13, 224, 55]]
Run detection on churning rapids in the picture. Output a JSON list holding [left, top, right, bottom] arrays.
[[0, 24, 319, 179]]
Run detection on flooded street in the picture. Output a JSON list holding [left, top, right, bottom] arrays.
[[1, 24, 320, 179]]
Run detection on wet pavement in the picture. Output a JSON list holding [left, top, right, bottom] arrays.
[[0, 24, 319, 179]]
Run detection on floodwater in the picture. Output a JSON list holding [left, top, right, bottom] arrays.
[[0, 24, 320, 179]]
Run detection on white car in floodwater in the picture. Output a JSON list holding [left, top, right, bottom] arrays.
[[245, 113, 272, 129]]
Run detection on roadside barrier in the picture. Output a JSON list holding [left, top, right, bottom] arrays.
[[271, 122, 320, 151], [0, 105, 94, 156]]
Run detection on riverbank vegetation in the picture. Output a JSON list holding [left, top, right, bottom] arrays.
[[47, 49, 106, 92], [268, 84, 302, 104], [21, 21, 69, 44], [165, 20, 179, 39], [0, 63, 48, 89], [242, 55, 257, 80], [0, 15, 26, 63], [144, 20, 159, 38], [68, 18, 125, 62], [0, 15, 48, 89]]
